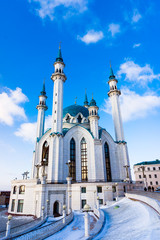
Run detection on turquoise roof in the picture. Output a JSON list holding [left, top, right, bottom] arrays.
[[90, 98, 96, 106], [63, 104, 89, 118], [40, 80, 46, 96], [134, 159, 160, 166], [109, 65, 115, 80], [56, 47, 63, 63]]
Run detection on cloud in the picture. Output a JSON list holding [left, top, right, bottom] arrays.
[[132, 9, 142, 23], [0, 87, 28, 126], [15, 115, 52, 143], [108, 23, 120, 37], [117, 60, 160, 86], [133, 43, 141, 48], [29, 0, 88, 20], [103, 88, 160, 122], [78, 30, 104, 44]]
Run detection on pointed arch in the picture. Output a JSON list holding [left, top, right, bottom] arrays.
[[70, 138, 76, 181], [104, 142, 112, 181], [42, 141, 49, 166], [81, 137, 88, 181]]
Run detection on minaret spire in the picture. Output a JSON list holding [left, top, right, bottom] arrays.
[[56, 42, 63, 63], [109, 61, 115, 79], [84, 89, 89, 107], [41, 79, 46, 96]]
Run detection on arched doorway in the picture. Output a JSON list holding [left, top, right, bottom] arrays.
[[53, 201, 60, 217]]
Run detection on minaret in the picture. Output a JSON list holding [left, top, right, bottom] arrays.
[[84, 90, 89, 108], [108, 65, 124, 142], [36, 81, 48, 140], [88, 95, 99, 139], [51, 45, 67, 133], [108, 64, 131, 180]]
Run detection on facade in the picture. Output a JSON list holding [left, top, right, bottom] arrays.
[[134, 160, 160, 189], [8, 47, 132, 218]]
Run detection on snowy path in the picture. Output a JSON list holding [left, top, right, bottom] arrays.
[[45, 198, 160, 240], [94, 198, 160, 240], [45, 212, 85, 240]]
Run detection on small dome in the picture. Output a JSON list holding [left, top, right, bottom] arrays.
[[63, 104, 89, 118], [90, 98, 97, 106]]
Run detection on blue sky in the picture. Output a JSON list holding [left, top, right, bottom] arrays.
[[0, 0, 160, 190]]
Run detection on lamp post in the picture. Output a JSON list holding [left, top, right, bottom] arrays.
[[83, 204, 91, 238], [115, 183, 119, 201], [66, 160, 72, 214], [41, 206, 45, 220], [6, 215, 12, 237], [97, 196, 100, 209], [63, 205, 66, 224], [123, 165, 130, 182], [46, 199, 49, 216], [140, 166, 147, 189]]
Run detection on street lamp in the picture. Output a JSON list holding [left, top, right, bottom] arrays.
[[83, 204, 91, 237], [6, 215, 12, 237], [66, 160, 71, 177], [115, 183, 119, 201]]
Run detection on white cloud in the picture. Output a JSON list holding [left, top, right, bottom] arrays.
[[103, 88, 160, 122], [117, 60, 160, 86], [133, 43, 141, 48], [29, 0, 88, 20], [132, 9, 142, 23], [0, 87, 28, 126], [108, 23, 120, 37], [78, 30, 104, 44], [15, 115, 52, 143]]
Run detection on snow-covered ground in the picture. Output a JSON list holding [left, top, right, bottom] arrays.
[[94, 198, 160, 240], [45, 212, 85, 240], [45, 198, 160, 240]]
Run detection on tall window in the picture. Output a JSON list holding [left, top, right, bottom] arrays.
[[104, 142, 112, 182], [11, 199, 15, 212], [17, 199, 24, 213], [70, 138, 76, 181], [42, 141, 49, 166], [81, 138, 88, 181]]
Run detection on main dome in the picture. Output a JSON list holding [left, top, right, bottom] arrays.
[[63, 104, 89, 118]]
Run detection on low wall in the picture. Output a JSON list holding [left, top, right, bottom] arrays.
[[87, 208, 105, 239], [125, 193, 160, 215], [6, 212, 74, 240]]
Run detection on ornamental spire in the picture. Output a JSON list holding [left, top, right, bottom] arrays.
[[84, 89, 89, 106], [109, 61, 115, 80], [56, 42, 63, 63], [40, 79, 46, 96]]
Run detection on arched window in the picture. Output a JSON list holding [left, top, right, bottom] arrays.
[[81, 138, 88, 181], [19, 185, 25, 194], [104, 142, 112, 181], [59, 69, 61, 73], [42, 141, 49, 166], [13, 186, 17, 194], [77, 115, 82, 123], [70, 138, 76, 181], [66, 115, 71, 123]]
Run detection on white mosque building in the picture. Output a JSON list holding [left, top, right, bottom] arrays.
[[8, 47, 131, 217]]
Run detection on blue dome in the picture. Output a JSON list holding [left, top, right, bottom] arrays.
[[63, 104, 89, 118], [90, 98, 96, 106]]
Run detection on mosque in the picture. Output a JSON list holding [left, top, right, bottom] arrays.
[[8, 47, 132, 217]]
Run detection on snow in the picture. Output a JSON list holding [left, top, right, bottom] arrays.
[[94, 198, 160, 240], [45, 198, 160, 240], [45, 211, 85, 240]]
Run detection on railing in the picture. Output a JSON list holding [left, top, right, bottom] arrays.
[[0, 217, 43, 239], [9, 212, 73, 240]]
